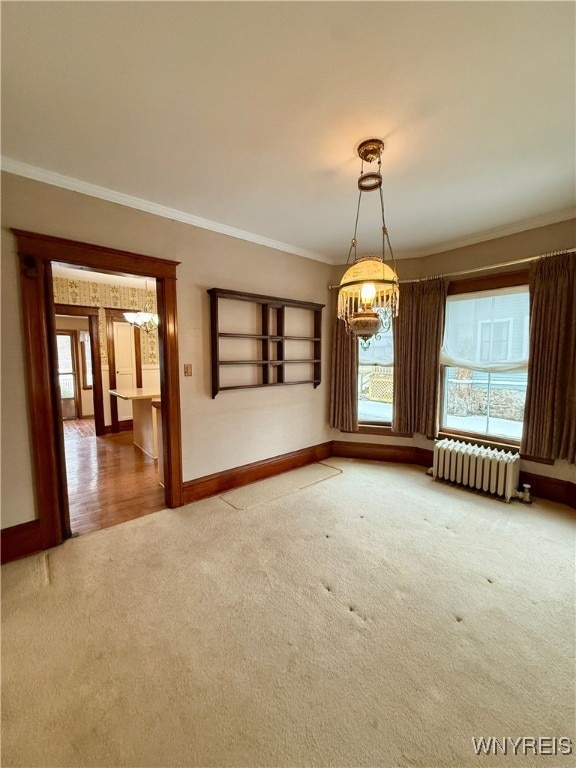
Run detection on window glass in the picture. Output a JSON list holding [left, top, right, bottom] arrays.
[[442, 368, 527, 440], [56, 334, 75, 399], [81, 337, 93, 388], [56, 334, 73, 374], [441, 286, 529, 440], [357, 324, 394, 423]]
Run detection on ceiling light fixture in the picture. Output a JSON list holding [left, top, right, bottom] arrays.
[[336, 138, 399, 348], [124, 281, 159, 334]]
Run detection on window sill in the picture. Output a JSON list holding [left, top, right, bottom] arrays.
[[348, 427, 556, 466], [357, 423, 392, 436], [351, 423, 412, 437], [439, 430, 556, 465], [438, 429, 520, 452]]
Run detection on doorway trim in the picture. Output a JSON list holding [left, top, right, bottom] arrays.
[[3, 229, 182, 562], [55, 330, 82, 420], [55, 304, 106, 435]]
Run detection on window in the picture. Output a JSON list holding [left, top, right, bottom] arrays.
[[80, 334, 93, 389], [440, 286, 529, 441], [478, 318, 512, 361], [357, 323, 394, 423], [56, 331, 80, 420], [56, 333, 76, 399]]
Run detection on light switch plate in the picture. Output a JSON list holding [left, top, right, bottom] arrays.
[[184, 363, 192, 377]]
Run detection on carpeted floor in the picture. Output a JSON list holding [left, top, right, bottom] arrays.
[[2, 459, 575, 767]]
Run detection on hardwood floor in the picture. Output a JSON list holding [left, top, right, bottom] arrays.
[[63, 417, 96, 439], [63, 418, 166, 535]]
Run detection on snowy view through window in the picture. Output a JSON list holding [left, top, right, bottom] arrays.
[[441, 287, 529, 440]]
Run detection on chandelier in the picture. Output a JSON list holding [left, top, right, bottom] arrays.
[[337, 138, 399, 348], [123, 282, 159, 334]]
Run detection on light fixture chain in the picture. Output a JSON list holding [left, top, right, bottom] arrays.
[[378, 183, 398, 277], [347, 189, 363, 264]]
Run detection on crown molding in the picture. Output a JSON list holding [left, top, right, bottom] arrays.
[[1, 157, 333, 264], [399, 208, 576, 260], [3, 157, 573, 266]]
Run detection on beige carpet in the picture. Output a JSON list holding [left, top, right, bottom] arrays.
[[221, 462, 341, 510], [2, 459, 575, 768]]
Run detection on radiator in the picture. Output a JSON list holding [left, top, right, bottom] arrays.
[[433, 438, 522, 503]]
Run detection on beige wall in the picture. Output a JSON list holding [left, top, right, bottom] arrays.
[[330, 218, 575, 283], [396, 219, 576, 280], [1, 228, 37, 528], [1, 172, 335, 528], [1, 172, 574, 530]]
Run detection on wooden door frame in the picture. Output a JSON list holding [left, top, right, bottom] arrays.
[[4, 229, 182, 562], [106, 310, 143, 433], [54, 304, 106, 435], [55, 329, 82, 419]]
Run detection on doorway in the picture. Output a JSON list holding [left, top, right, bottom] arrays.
[[63, 419, 165, 535], [10, 229, 182, 560], [54, 285, 165, 536], [56, 330, 81, 419]]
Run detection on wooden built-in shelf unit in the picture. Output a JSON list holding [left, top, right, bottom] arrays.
[[208, 288, 325, 398]]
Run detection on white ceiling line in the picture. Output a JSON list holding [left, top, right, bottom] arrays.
[[398, 208, 576, 260], [2, 157, 573, 265], [1, 156, 332, 265]]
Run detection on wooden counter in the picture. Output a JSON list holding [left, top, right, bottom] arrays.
[[109, 388, 160, 459]]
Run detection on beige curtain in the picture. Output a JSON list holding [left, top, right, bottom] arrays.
[[330, 318, 358, 431], [392, 278, 447, 438], [521, 253, 576, 464]]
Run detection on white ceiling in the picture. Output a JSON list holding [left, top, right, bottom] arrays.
[[2, 2, 574, 264]]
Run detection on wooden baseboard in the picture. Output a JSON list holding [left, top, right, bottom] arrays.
[[332, 441, 433, 468], [1, 520, 46, 564], [333, 442, 575, 509], [182, 442, 333, 504], [521, 472, 576, 509], [567, 482, 576, 509], [104, 420, 134, 435], [3, 440, 573, 565]]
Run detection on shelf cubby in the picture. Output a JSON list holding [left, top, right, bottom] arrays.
[[208, 288, 324, 398]]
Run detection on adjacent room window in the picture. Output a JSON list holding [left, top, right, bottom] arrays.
[[440, 286, 529, 441], [357, 323, 394, 423], [80, 334, 93, 389], [56, 331, 80, 420]]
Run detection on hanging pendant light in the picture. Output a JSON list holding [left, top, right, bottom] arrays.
[[337, 138, 399, 348], [124, 281, 159, 334]]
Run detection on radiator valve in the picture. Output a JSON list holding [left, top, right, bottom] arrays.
[[517, 484, 532, 504]]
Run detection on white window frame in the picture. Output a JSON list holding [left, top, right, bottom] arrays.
[[476, 318, 513, 362], [441, 284, 529, 443]]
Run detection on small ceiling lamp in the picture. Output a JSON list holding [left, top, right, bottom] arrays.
[[337, 138, 399, 348], [124, 281, 159, 335]]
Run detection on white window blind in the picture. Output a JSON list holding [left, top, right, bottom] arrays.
[[441, 286, 529, 372]]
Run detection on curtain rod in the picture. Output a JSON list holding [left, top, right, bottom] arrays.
[[399, 247, 575, 284]]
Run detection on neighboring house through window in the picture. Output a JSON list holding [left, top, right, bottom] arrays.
[[440, 285, 529, 441], [478, 318, 512, 362]]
